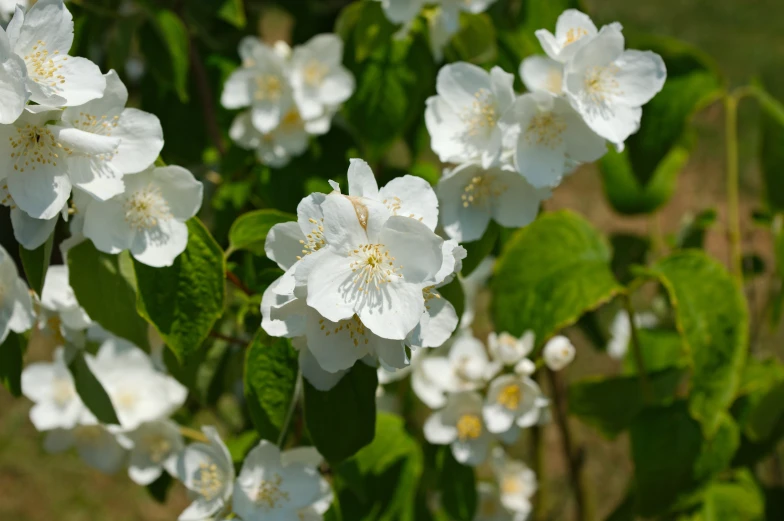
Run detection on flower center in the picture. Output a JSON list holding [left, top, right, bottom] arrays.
[[23, 40, 66, 88], [303, 59, 328, 87], [255, 75, 283, 101], [297, 218, 327, 260], [456, 414, 483, 441], [583, 65, 621, 103], [254, 472, 290, 511], [115, 388, 138, 410], [461, 88, 498, 137], [423, 286, 442, 310], [461, 175, 505, 208], [546, 70, 564, 94], [501, 475, 522, 495], [349, 244, 402, 292], [525, 112, 567, 148], [71, 112, 121, 137], [124, 184, 171, 230], [563, 27, 589, 46], [281, 109, 302, 128], [319, 315, 371, 347], [8, 124, 67, 173], [195, 462, 225, 501], [73, 425, 103, 443], [498, 384, 521, 410], [52, 377, 75, 407], [144, 434, 172, 463], [0, 182, 15, 209]]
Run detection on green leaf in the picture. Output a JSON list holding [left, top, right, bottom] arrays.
[[630, 401, 738, 517], [336, 1, 396, 64], [444, 13, 497, 64], [336, 413, 423, 521], [568, 368, 685, 439], [218, 0, 246, 28], [675, 209, 718, 250], [19, 231, 54, 296], [756, 84, 784, 212], [244, 334, 299, 443], [492, 210, 622, 345], [638, 251, 748, 435], [67, 243, 149, 350], [135, 218, 226, 362], [0, 332, 24, 396], [228, 209, 296, 257], [68, 351, 120, 425], [149, 10, 190, 102], [145, 472, 173, 504], [599, 37, 723, 215], [303, 362, 378, 464], [744, 380, 784, 442], [438, 447, 477, 521], [701, 470, 765, 521], [621, 329, 689, 375], [461, 221, 499, 278]]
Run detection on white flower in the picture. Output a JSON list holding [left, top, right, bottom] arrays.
[[438, 162, 549, 242], [176, 426, 235, 521], [124, 419, 184, 486], [474, 482, 515, 521], [488, 331, 534, 366], [425, 63, 515, 168], [301, 192, 444, 340], [229, 107, 318, 168], [44, 424, 128, 474], [502, 91, 606, 188], [0, 23, 27, 124], [90, 337, 187, 431], [222, 36, 293, 133], [542, 335, 575, 371], [6, 0, 105, 107], [417, 332, 500, 399], [0, 242, 34, 343], [0, 106, 122, 219], [2, 179, 64, 249], [562, 24, 666, 147], [61, 70, 164, 180], [233, 441, 330, 521], [460, 255, 494, 328], [289, 33, 354, 120], [375, 0, 425, 25], [491, 448, 537, 518], [1, 0, 27, 23], [81, 165, 203, 267], [21, 346, 86, 430], [520, 55, 563, 96], [483, 374, 542, 434], [607, 310, 658, 360], [534, 9, 600, 64], [424, 391, 491, 466], [38, 264, 91, 337]]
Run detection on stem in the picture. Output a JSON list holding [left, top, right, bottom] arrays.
[[546, 369, 591, 521], [277, 370, 302, 447], [724, 93, 743, 284], [188, 40, 227, 157], [208, 330, 247, 345], [226, 271, 253, 296], [622, 294, 654, 403], [179, 425, 209, 443]]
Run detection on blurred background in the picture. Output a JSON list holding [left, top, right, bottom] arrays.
[[2, 0, 784, 520]]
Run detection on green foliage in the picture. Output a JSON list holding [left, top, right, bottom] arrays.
[[701, 470, 765, 521], [303, 362, 378, 464], [638, 251, 748, 435], [244, 334, 299, 443], [217, 0, 246, 28], [756, 84, 784, 212], [67, 243, 149, 350], [461, 221, 499, 277], [135, 219, 226, 362], [0, 332, 23, 397], [437, 447, 477, 521], [68, 351, 120, 425], [622, 329, 689, 374], [444, 13, 497, 64], [228, 209, 296, 257], [568, 367, 685, 438], [492, 210, 622, 345], [146, 9, 190, 102], [19, 232, 54, 296], [675, 209, 718, 250], [600, 37, 723, 215], [335, 413, 423, 521]]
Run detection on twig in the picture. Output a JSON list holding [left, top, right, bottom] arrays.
[[179, 425, 209, 443], [208, 330, 247, 345], [622, 294, 654, 403], [277, 370, 302, 447], [226, 271, 254, 296], [189, 40, 227, 157], [724, 92, 743, 284], [546, 369, 591, 521]]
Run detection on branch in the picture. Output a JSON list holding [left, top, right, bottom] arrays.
[[226, 271, 253, 296], [189, 40, 227, 157], [208, 330, 247, 345]]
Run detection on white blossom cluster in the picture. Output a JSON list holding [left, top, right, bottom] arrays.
[[375, 0, 499, 61], [9, 259, 333, 521], [0, 0, 202, 267], [427, 9, 666, 242], [222, 34, 355, 168], [261, 159, 466, 390]]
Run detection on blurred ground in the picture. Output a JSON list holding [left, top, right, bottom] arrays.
[[2, 1, 784, 520]]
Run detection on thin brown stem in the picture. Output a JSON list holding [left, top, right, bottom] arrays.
[[208, 330, 247, 345], [226, 271, 253, 296], [546, 369, 591, 521], [189, 41, 227, 157]]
